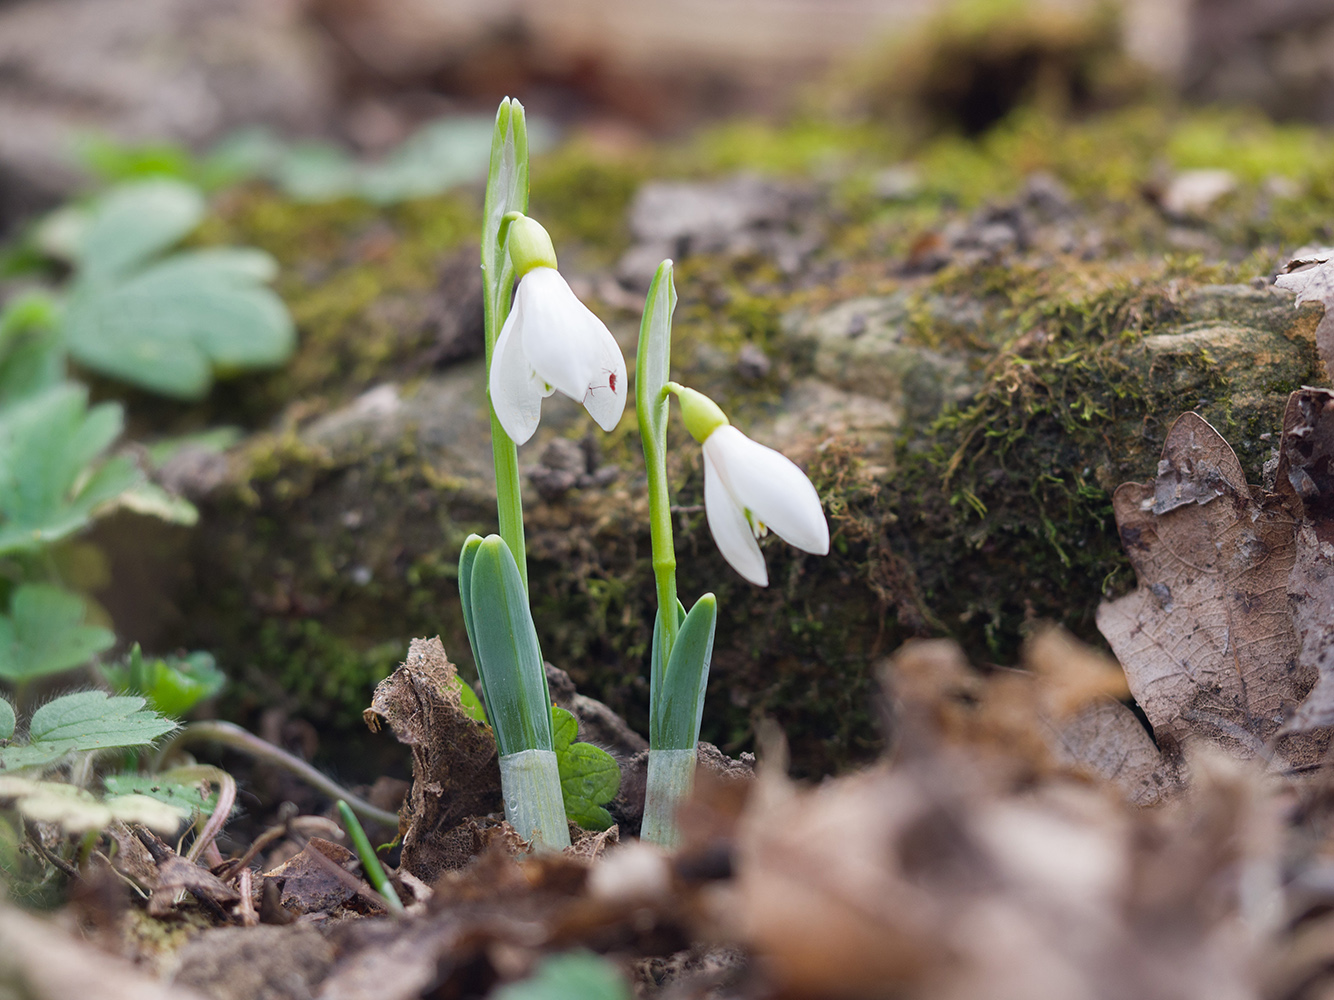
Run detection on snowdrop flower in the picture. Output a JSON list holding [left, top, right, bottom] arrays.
[[489, 214, 627, 445], [669, 383, 829, 587]]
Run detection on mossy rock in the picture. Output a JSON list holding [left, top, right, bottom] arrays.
[[117, 105, 1334, 780]]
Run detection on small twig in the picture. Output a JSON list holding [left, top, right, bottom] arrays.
[[154, 720, 399, 828], [167, 765, 237, 865], [26, 830, 80, 881], [337, 800, 403, 915], [216, 822, 290, 883], [236, 868, 258, 927]]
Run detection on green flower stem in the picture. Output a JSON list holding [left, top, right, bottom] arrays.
[[337, 800, 404, 915], [640, 748, 696, 849], [499, 749, 571, 850], [646, 393, 679, 668], [481, 99, 531, 590], [636, 263, 680, 673]]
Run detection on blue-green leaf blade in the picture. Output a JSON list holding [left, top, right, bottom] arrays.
[[467, 535, 551, 756], [651, 594, 717, 750]]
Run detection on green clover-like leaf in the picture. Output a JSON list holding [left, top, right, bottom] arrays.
[[0, 584, 115, 682], [552, 704, 620, 831], [74, 178, 206, 281], [0, 383, 141, 555], [65, 247, 295, 400]]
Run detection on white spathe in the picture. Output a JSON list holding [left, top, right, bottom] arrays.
[[701, 425, 829, 587], [489, 267, 627, 445]]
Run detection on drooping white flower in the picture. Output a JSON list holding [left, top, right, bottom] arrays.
[[488, 216, 627, 445], [671, 383, 828, 587]]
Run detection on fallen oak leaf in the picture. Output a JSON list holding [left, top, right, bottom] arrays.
[[1274, 247, 1334, 378], [1096, 412, 1320, 766], [1274, 388, 1334, 733]]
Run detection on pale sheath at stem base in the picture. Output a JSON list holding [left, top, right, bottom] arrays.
[[640, 748, 697, 849], [499, 748, 571, 850]]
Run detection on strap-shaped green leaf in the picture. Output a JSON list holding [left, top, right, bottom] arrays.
[[466, 535, 551, 756], [457, 533, 488, 714], [650, 594, 717, 751], [481, 98, 530, 348], [635, 260, 677, 459], [648, 599, 686, 740]]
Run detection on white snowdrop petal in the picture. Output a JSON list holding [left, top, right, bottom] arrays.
[[704, 426, 829, 556], [519, 269, 625, 431], [579, 334, 627, 432], [704, 448, 768, 587], [488, 292, 545, 445]]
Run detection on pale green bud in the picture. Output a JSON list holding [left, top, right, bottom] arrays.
[[667, 383, 729, 443], [505, 213, 558, 276]]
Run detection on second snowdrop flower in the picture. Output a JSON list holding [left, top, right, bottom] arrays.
[[668, 383, 829, 587], [489, 214, 627, 445]]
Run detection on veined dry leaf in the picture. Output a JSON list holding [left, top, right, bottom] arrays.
[[1096, 412, 1317, 765], [1275, 248, 1334, 378], [1274, 388, 1334, 733], [365, 636, 502, 882]]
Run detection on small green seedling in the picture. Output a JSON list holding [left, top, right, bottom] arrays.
[[102, 644, 226, 718]]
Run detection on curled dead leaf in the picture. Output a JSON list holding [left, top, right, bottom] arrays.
[[1096, 412, 1321, 767]]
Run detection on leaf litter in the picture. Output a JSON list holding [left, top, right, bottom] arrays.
[[11, 397, 1334, 999]]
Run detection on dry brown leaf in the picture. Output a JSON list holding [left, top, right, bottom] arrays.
[[1274, 388, 1334, 733], [365, 636, 502, 882], [719, 734, 1271, 1000], [1096, 412, 1319, 766], [1275, 249, 1334, 378], [0, 903, 207, 1000]]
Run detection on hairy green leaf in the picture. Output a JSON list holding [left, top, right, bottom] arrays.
[[465, 535, 551, 756], [651, 595, 717, 751], [102, 772, 218, 814], [0, 776, 187, 833], [102, 645, 225, 718], [492, 951, 631, 1000], [0, 691, 176, 771], [0, 697, 14, 741], [0, 383, 140, 554], [0, 584, 115, 682], [552, 705, 619, 831]]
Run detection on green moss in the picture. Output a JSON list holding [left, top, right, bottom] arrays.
[[153, 95, 1334, 781]]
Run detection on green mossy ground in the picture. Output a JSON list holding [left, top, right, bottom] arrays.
[[153, 101, 1333, 779]]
